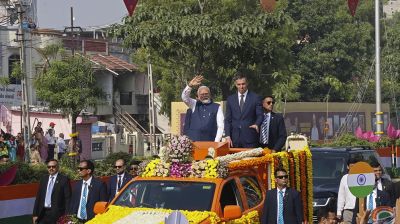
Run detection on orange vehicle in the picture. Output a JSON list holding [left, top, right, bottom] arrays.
[[90, 139, 313, 224]]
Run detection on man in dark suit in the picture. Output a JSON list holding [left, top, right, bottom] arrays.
[[261, 167, 303, 224], [370, 161, 394, 206], [33, 159, 71, 224], [225, 73, 263, 148], [107, 159, 132, 202], [69, 160, 107, 222], [259, 96, 287, 152]]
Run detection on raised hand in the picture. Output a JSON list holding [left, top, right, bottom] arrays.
[[188, 75, 204, 88]]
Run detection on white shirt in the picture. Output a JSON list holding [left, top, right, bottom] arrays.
[[376, 179, 383, 191], [46, 133, 56, 145], [181, 85, 224, 142], [77, 177, 92, 219], [57, 138, 66, 153], [337, 174, 356, 216], [237, 90, 249, 104], [45, 172, 58, 208], [116, 173, 125, 195], [276, 187, 286, 224]]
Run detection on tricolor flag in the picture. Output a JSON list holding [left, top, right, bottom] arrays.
[[348, 162, 375, 198]]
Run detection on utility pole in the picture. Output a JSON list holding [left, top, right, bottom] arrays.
[[147, 60, 157, 155], [16, 2, 31, 162], [375, 0, 383, 135]]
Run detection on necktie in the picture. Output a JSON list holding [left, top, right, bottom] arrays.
[[44, 176, 54, 207], [117, 175, 122, 191], [239, 94, 244, 112], [278, 190, 284, 224], [260, 113, 270, 144], [80, 182, 88, 220]]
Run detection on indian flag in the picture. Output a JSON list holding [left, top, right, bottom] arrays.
[[347, 162, 375, 198]]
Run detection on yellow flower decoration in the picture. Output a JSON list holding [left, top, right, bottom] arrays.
[[226, 210, 260, 224]]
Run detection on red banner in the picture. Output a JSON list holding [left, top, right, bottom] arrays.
[[347, 0, 359, 17], [124, 0, 139, 16]]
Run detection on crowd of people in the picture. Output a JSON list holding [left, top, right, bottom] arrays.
[[0, 121, 82, 165], [32, 158, 140, 223], [182, 73, 287, 152]]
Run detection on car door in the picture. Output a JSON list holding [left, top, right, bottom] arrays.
[[217, 177, 244, 221], [238, 175, 265, 215]]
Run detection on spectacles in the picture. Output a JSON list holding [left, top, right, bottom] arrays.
[[265, 101, 275, 105], [47, 165, 57, 169], [276, 175, 288, 179], [114, 165, 123, 169], [78, 167, 88, 171], [130, 167, 138, 171]]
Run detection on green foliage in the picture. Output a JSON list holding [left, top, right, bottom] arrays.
[[34, 53, 105, 132]]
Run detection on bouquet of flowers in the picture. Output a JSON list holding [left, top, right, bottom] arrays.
[[166, 135, 193, 163], [170, 162, 192, 177], [154, 161, 170, 177], [191, 160, 208, 178]]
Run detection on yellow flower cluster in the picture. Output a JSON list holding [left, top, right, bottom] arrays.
[[87, 205, 220, 224], [205, 159, 219, 178], [68, 152, 77, 157], [141, 159, 160, 177], [291, 150, 301, 191], [305, 147, 313, 224], [226, 210, 260, 224]]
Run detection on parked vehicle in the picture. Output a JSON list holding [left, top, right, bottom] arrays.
[[311, 146, 388, 223]]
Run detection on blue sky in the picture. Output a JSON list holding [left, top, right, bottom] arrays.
[[37, 0, 128, 29]]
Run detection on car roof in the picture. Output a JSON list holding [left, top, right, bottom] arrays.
[[310, 146, 375, 152]]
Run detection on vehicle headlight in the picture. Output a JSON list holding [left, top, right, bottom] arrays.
[[313, 197, 331, 207]]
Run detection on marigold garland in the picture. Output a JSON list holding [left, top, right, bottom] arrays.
[[141, 159, 160, 177], [288, 152, 295, 188], [299, 150, 308, 222], [87, 205, 221, 224], [305, 147, 313, 224], [226, 210, 260, 224]]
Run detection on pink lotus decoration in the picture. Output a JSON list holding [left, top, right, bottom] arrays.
[[355, 127, 381, 142], [387, 123, 400, 140]]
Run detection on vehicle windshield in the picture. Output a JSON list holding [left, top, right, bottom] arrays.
[[114, 180, 216, 211], [312, 153, 346, 179]]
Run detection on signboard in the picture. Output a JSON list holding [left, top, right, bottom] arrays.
[[0, 85, 22, 106], [348, 162, 374, 198]]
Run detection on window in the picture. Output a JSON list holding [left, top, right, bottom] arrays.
[[220, 179, 243, 211], [8, 55, 21, 84], [120, 92, 132, 105], [240, 176, 263, 208]]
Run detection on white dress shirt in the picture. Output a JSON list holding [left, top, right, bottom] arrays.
[[45, 172, 58, 208], [181, 85, 224, 142], [276, 187, 286, 224], [337, 174, 356, 216], [77, 177, 92, 219], [237, 90, 249, 104], [116, 173, 125, 195], [57, 138, 66, 153]]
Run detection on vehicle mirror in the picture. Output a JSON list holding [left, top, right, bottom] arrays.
[[223, 205, 242, 220], [93, 201, 108, 214]]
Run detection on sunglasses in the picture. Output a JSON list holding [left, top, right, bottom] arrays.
[[78, 167, 88, 171], [130, 167, 138, 171], [265, 101, 275, 105], [47, 165, 57, 169], [114, 165, 123, 169], [276, 175, 288, 179]]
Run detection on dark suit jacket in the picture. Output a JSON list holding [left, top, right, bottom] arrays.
[[261, 188, 303, 224], [33, 173, 71, 222], [224, 91, 263, 148], [260, 112, 287, 151], [354, 189, 391, 222], [107, 172, 132, 201], [69, 177, 107, 221], [379, 178, 394, 206]]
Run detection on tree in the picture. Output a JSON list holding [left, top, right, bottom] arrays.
[[110, 0, 299, 115], [34, 46, 104, 133]]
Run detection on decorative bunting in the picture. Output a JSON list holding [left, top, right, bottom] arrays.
[[123, 0, 139, 16], [347, 0, 359, 17], [260, 0, 276, 13]]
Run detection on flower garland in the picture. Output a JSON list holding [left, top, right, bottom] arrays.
[[218, 148, 264, 164], [205, 159, 219, 178], [270, 160, 275, 189], [154, 161, 170, 177], [288, 152, 295, 188], [87, 205, 221, 224], [228, 152, 273, 171], [292, 150, 301, 191], [299, 150, 308, 222], [305, 147, 313, 224], [226, 210, 260, 224], [275, 152, 289, 187]]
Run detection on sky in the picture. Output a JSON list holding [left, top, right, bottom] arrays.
[[37, 0, 128, 30]]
